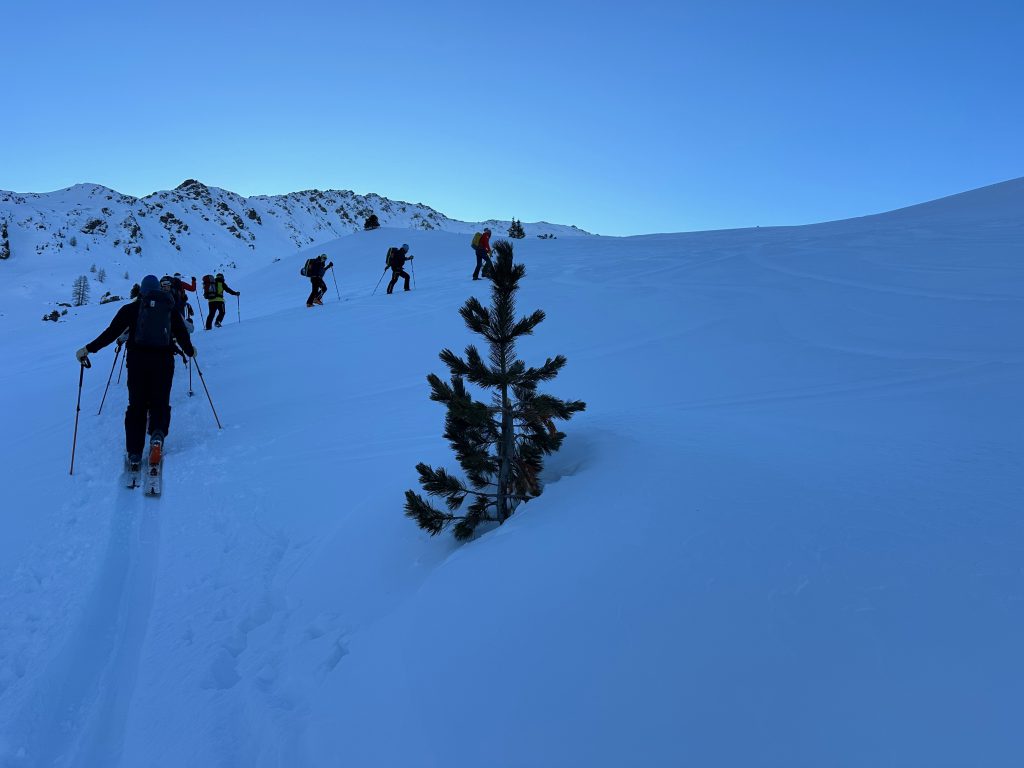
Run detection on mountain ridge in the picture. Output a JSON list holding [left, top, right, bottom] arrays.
[[0, 179, 591, 268]]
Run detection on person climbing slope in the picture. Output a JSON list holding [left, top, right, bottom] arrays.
[[202, 272, 240, 329], [386, 244, 414, 294], [75, 274, 195, 474]]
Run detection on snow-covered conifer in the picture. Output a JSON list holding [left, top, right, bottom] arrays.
[[405, 240, 585, 540]]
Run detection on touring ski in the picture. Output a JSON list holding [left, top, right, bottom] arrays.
[[145, 438, 163, 496], [124, 453, 142, 489]]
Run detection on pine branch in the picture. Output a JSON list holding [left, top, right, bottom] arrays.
[[427, 373, 455, 403], [464, 346, 497, 386], [403, 491, 449, 536], [416, 463, 467, 505], [521, 355, 568, 385], [509, 309, 546, 339], [405, 490, 501, 537], [438, 348, 471, 377], [459, 297, 491, 335]]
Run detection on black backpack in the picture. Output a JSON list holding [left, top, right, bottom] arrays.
[[170, 277, 186, 311], [135, 290, 175, 348], [385, 247, 397, 268], [301, 258, 317, 277]]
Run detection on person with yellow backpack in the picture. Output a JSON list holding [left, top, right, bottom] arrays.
[[471, 228, 493, 280], [201, 272, 240, 329]]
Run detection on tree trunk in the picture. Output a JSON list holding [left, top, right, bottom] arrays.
[[497, 382, 514, 522]]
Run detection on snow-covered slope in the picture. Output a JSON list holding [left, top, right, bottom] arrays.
[[0, 180, 589, 323], [0, 179, 1021, 766]]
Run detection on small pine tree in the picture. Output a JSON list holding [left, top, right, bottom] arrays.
[[404, 240, 586, 540], [72, 275, 90, 306], [0, 220, 9, 260], [90, 263, 97, 273], [508, 218, 526, 239], [69, 235, 77, 247], [123, 271, 129, 280], [97, 268, 106, 283]]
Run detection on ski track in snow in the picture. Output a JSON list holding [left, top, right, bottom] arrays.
[[13, 481, 158, 768]]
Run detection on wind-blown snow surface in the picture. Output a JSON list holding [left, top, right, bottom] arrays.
[[1, 180, 1022, 766]]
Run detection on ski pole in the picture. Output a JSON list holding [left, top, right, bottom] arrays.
[[330, 265, 341, 300], [70, 361, 90, 474], [97, 343, 122, 415], [191, 354, 222, 429], [196, 299, 205, 326], [411, 258, 417, 290], [371, 267, 387, 296], [115, 347, 126, 384], [188, 359, 194, 397], [236, 295, 241, 324]]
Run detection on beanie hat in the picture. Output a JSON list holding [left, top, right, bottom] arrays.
[[140, 275, 161, 294]]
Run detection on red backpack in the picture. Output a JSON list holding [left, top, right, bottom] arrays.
[[202, 275, 217, 299]]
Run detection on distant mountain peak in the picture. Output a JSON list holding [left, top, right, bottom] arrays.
[[175, 179, 210, 196]]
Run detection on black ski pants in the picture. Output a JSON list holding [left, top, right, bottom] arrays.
[[387, 268, 410, 293], [206, 301, 225, 329], [124, 351, 174, 456], [307, 276, 327, 305], [473, 248, 493, 279]]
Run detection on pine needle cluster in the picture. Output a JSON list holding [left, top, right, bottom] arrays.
[[405, 240, 585, 540]]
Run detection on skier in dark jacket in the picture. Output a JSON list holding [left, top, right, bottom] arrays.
[[76, 274, 195, 468], [386, 244, 414, 293], [204, 272, 239, 330], [306, 254, 333, 307], [473, 228, 493, 280]]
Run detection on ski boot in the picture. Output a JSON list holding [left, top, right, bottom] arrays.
[[148, 433, 164, 466]]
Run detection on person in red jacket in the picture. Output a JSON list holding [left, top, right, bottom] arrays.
[[473, 228, 493, 280], [172, 272, 197, 330]]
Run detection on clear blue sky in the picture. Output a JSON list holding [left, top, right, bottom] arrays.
[[4, 1, 1022, 235]]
